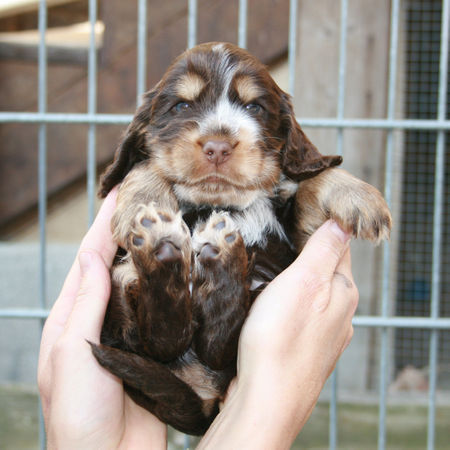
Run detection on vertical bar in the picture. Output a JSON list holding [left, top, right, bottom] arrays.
[[336, 0, 348, 157], [185, 2, 198, 445], [38, 3, 47, 305], [188, 0, 198, 49], [87, 0, 98, 226], [38, 1, 47, 448], [137, 0, 148, 105], [427, 1, 449, 448], [184, 433, 191, 450], [238, 0, 248, 49], [329, 366, 338, 450], [329, 2, 348, 448], [378, 1, 400, 449], [288, 0, 298, 97]]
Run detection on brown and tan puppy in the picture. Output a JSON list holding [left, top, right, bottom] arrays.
[[91, 42, 391, 435]]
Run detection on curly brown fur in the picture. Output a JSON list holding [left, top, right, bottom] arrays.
[[91, 42, 392, 435]]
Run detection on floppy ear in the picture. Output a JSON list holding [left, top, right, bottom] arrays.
[[280, 93, 342, 181], [99, 89, 157, 198]]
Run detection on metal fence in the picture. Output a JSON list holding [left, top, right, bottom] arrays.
[[0, 0, 449, 449]]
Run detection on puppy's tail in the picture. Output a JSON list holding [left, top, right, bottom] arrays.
[[90, 342, 217, 435]]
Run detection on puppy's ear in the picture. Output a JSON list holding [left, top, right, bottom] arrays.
[[280, 93, 342, 181], [99, 89, 157, 198]]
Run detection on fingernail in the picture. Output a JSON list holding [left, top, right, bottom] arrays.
[[79, 251, 93, 274], [329, 220, 351, 243]]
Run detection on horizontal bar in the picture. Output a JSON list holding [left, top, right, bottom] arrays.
[[1, 310, 449, 329], [299, 118, 450, 130], [0, 309, 50, 319], [0, 112, 133, 124], [353, 316, 450, 330], [2, 112, 450, 130]]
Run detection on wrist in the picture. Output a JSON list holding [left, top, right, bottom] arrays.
[[198, 365, 324, 450], [239, 366, 323, 443]]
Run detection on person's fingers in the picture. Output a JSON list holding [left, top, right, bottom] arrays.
[[44, 188, 117, 328], [38, 188, 118, 383], [293, 220, 351, 279], [330, 247, 358, 316], [58, 187, 118, 303], [333, 246, 354, 285], [342, 326, 355, 351], [63, 249, 112, 343], [271, 221, 351, 312], [324, 247, 358, 352]]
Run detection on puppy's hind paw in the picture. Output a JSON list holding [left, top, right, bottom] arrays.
[[129, 203, 191, 271], [193, 212, 242, 265]]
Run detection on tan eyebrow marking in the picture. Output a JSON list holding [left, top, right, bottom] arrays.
[[235, 75, 263, 104], [175, 73, 206, 101]]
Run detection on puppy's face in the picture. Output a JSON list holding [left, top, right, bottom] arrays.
[[100, 42, 342, 206], [148, 42, 285, 208]]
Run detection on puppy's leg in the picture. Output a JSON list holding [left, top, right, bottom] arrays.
[[192, 212, 250, 370], [90, 344, 216, 435], [295, 168, 392, 248], [111, 163, 179, 249], [125, 202, 193, 362], [99, 257, 140, 352]]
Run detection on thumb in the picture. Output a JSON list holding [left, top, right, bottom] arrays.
[[64, 250, 111, 343], [292, 220, 351, 279]]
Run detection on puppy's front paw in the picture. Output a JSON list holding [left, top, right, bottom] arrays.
[[319, 171, 392, 243], [129, 203, 191, 270], [297, 168, 392, 246], [331, 184, 391, 243]]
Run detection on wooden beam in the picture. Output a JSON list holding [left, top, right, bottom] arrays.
[[0, 20, 103, 63], [0, 0, 79, 19]]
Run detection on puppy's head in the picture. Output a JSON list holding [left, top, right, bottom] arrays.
[[100, 42, 341, 207]]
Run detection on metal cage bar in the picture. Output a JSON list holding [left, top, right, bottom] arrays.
[[37, 1, 48, 448], [87, 0, 98, 226], [336, 0, 348, 158], [378, 1, 401, 448], [427, 1, 449, 448], [38, 0, 47, 314], [4, 112, 450, 130], [188, 0, 197, 49], [3, 309, 450, 328], [137, 0, 148, 104], [185, 2, 198, 447], [288, 0, 298, 97], [329, 1, 348, 448], [238, 0, 248, 49]]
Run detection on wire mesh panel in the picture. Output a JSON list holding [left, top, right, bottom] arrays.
[[396, 0, 450, 382]]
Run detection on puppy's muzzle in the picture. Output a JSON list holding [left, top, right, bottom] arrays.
[[202, 139, 234, 166]]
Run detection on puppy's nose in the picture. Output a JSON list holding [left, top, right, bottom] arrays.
[[202, 140, 233, 165]]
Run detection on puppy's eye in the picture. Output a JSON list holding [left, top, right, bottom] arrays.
[[173, 102, 191, 113], [245, 103, 263, 114]]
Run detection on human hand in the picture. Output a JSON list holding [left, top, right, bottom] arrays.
[[198, 220, 358, 449], [37, 189, 167, 450]]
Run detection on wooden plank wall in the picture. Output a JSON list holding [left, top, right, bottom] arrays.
[[294, 0, 395, 391]]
